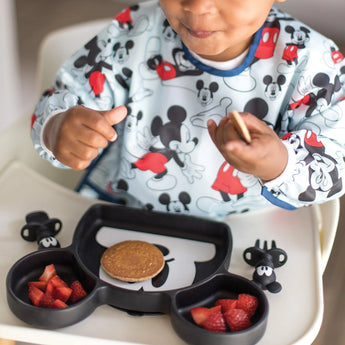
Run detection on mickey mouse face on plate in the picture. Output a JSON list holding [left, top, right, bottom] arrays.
[[96, 227, 216, 291]]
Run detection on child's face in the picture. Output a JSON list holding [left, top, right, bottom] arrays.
[[159, 0, 285, 62]]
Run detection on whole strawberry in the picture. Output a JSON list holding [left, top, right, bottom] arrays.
[[224, 308, 251, 332]]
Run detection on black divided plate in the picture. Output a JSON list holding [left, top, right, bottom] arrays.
[[7, 204, 268, 345]]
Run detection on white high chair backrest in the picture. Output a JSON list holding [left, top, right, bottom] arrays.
[[0, 19, 111, 190], [37, 19, 110, 95]]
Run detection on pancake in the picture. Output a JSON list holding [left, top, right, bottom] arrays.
[[100, 240, 165, 282]]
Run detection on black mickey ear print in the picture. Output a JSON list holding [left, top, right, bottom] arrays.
[[244, 98, 268, 120]]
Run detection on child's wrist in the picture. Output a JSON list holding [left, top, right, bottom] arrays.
[[257, 143, 288, 182], [42, 111, 66, 151], [260, 141, 296, 187]]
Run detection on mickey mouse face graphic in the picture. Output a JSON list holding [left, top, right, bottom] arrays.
[[96, 227, 215, 291]]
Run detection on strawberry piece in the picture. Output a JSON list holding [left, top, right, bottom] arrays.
[[28, 285, 44, 306], [27, 265, 88, 309], [50, 299, 68, 309], [69, 280, 87, 303], [209, 305, 222, 313], [39, 292, 55, 308], [50, 275, 68, 288], [45, 279, 55, 295], [46, 275, 67, 294], [53, 286, 72, 303], [190, 307, 211, 326], [224, 308, 251, 332], [237, 294, 258, 317], [39, 264, 57, 283], [190, 305, 222, 326], [27, 281, 47, 291], [215, 299, 238, 313], [201, 309, 226, 333]]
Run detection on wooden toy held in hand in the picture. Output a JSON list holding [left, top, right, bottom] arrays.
[[229, 110, 252, 144]]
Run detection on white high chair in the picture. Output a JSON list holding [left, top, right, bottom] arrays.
[[0, 18, 340, 345]]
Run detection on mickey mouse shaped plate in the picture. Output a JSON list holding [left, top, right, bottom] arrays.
[[6, 203, 268, 345]]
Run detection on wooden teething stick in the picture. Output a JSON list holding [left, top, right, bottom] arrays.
[[229, 110, 252, 144]]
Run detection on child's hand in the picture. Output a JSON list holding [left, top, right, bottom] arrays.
[[207, 112, 288, 182], [43, 105, 127, 170]]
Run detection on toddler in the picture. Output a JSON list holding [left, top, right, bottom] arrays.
[[31, 0, 345, 219]]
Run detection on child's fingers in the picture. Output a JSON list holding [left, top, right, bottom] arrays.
[[208, 118, 229, 155], [76, 125, 109, 149], [66, 154, 93, 171], [81, 107, 126, 142], [239, 112, 268, 133], [71, 141, 100, 161], [208, 117, 236, 148], [207, 119, 217, 145], [96, 106, 128, 142], [102, 105, 128, 127]]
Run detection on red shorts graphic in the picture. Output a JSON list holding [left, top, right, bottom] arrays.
[[133, 153, 168, 173]]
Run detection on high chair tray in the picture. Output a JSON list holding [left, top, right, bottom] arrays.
[[0, 162, 324, 345]]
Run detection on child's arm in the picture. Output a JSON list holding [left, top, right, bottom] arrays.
[[208, 93, 345, 210], [31, 18, 129, 169], [207, 113, 288, 182], [43, 105, 127, 170]]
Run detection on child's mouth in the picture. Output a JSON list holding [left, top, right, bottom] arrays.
[[187, 28, 215, 39]]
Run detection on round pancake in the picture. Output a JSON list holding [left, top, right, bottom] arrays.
[[100, 240, 165, 282]]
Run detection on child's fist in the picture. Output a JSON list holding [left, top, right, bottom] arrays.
[[43, 105, 127, 170], [207, 112, 288, 182]]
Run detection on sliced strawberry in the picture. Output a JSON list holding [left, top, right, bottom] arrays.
[[45, 279, 55, 295], [209, 305, 222, 313], [28, 285, 44, 306], [27, 281, 47, 291], [39, 264, 57, 283], [39, 292, 55, 308], [215, 299, 238, 313], [53, 286, 72, 303], [50, 299, 68, 309], [69, 280, 87, 303], [224, 308, 251, 332], [45, 275, 67, 294], [50, 275, 68, 288], [201, 309, 226, 333], [237, 294, 258, 317], [190, 307, 211, 326]]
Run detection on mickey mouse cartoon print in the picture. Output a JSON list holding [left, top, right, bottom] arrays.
[[282, 25, 310, 65], [298, 131, 342, 202], [131, 105, 204, 190], [96, 227, 216, 292]]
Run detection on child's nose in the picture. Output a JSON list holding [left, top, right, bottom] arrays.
[[182, 0, 217, 15]]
